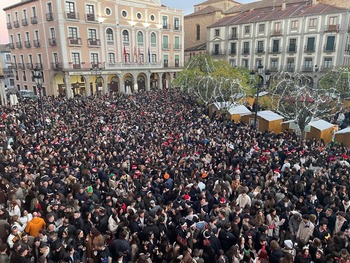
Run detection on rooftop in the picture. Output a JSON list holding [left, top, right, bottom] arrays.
[[308, 119, 334, 130], [335, 127, 350, 134], [257, 110, 283, 121], [185, 5, 222, 18]]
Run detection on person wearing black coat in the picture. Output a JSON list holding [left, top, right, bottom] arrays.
[[218, 223, 236, 252], [142, 217, 160, 242], [109, 231, 131, 263]]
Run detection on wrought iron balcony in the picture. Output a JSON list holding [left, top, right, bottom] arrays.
[[9, 43, 15, 49], [33, 40, 40, 47], [324, 24, 339, 32], [270, 29, 283, 36], [162, 24, 170, 30], [49, 38, 57, 46], [87, 39, 101, 46], [241, 49, 250, 55], [22, 18, 28, 26], [16, 42, 22, 49], [86, 13, 96, 22], [320, 65, 333, 72], [25, 40, 31, 48], [17, 63, 25, 69], [270, 66, 279, 72], [14, 20, 19, 28], [46, 13, 54, 21], [229, 33, 238, 40], [7, 22, 12, 29], [301, 66, 314, 72], [229, 49, 237, 55], [269, 47, 282, 54], [211, 50, 226, 56], [304, 45, 316, 53], [35, 63, 43, 69], [26, 63, 34, 70], [286, 45, 297, 53], [285, 66, 295, 72], [173, 25, 182, 31], [51, 62, 63, 70], [255, 48, 265, 54], [173, 44, 182, 50], [72, 63, 81, 69], [31, 16, 38, 24], [68, 37, 82, 45], [323, 44, 336, 52], [66, 12, 79, 20], [162, 44, 171, 50]]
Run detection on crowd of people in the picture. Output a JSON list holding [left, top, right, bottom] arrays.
[[0, 89, 349, 263]]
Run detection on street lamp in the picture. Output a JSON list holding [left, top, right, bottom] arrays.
[[249, 64, 271, 130], [90, 64, 103, 96], [33, 68, 45, 130]]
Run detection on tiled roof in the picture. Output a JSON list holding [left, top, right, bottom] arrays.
[[196, 0, 241, 6], [210, 1, 349, 28], [185, 5, 222, 18], [185, 42, 207, 52], [225, 0, 305, 14]]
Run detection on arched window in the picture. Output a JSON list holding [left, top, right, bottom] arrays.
[[137, 31, 144, 45], [150, 32, 156, 47], [122, 30, 129, 44], [106, 28, 113, 41], [196, 24, 200, 41]]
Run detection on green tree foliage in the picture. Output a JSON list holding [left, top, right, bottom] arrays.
[[319, 67, 350, 99]]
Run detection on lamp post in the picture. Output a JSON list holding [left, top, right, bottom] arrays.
[[249, 64, 271, 130], [33, 68, 45, 131], [90, 64, 103, 96]]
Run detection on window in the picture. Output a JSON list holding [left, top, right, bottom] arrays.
[[50, 28, 56, 38], [324, 57, 333, 68], [163, 54, 168, 67], [66, 2, 75, 13], [151, 54, 157, 63], [163, 36, 169, 49], [214, 44, 220, 55], [53, 53, 58, 64], [106, 28, 113, 42], [258, 24, 265, 33], [26, 32, 30, 41], [72, 52, 80, 64], [309, 18, 317, 28], [305, 58, 313, 69], [91, 53, 99, 64], [162, 16, 168, 29], [88, 29, 97, 40], [86, 4, 94, 15], [68, 27, 78, 38], [150, 14, 155, 21], [257, 41, 264, 53], [7, 14, 10, 23], [291, 20, 298, 30], [243, 42, 250, 54], [105, 8, 111, 16], [229, 59, 236, 67], [174, 18, 180, 30], [325, 36, 335, 51], [122, 30, 129, 44], [272, 39, 280, 52], [271, 58, 278, 70], [15, 12, 18, 21], [274, 22, 281, 31], [230, 42, 237, 54], [174, 36, 180, 49], [122, 10, 127, 17], [244, 25, 250, 34], [196, 25, 200, 40], [288, 38, 296, 52], [175, 55, 179, 67], [47, 3, 52, 13], [6, 54, 11, 62], [306, 37, 315, 52], [137, 12, 142, 20], [329, 16, 337, 25], [150, 32, 157, 47], [287, 58, 295, 70], [137, 31, 144, 45], [17, 33, 22, 42], [35, 30, 39, 40], [32, 7, 36, 17], [231, 27, 237, 38], [23, 10, 27, 19], [215, 29, 220, 37], [242, 59, 249, 68]]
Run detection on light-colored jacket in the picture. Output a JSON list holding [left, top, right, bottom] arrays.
[[296, 221, 314, 243]]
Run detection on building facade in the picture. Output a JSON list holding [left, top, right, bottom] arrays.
[[207, 0, 350, 82], [4, 0, 184, 97], [0, 44, 15, 92]]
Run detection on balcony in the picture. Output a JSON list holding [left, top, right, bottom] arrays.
[[270, 66, 279, 72], [17, 63, 25, 70], [7, 22, 12, 29], [324, 24, 339, 32], [26, 63, 34, 70], [173, 25, 182, 31], [162, 24, 170, 30], [33, 40, 40, 47], [68, 37, 82, 46], [66, 12, 79, 20], [35, 63, 43, 69], [323, 44, 336, 52], [242, 49, 250, 55], [106, 62, 162, 69], [164, 61, 168, 68], [301, 66, 314, 72], [286, 45, 297, 53], [255, 48, 265, 54], [86, 13, 96, 22], [304, 45, 316, 53], [173, 45, 182, 50], [3, 68, 14, 76], [72, 63, 81, 69], [162, 44, 171, 50], [31, 16, 38, 24], [14, 20, 19, 28], [16, 42, 22, 49], [320, 65, 333, 72], [211, 50, 226, 56], [229, 49, 237, 55], [229, 33, 238, 40], [87, 39, 101, 46], [9, 43, 15, 49], [22, 18, 28, 26], [51, 62, 63, 70], [285, 66, 295, 72], [269, 47, 282, 54], [25, 40, 31, 48], [46, 12, 54, 21], [270, 29, 283, 36], [49, 38, 57, 46], [11, 63, 17, 69]]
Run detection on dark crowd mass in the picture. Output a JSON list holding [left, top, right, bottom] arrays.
[[0, 89, 350, 263]]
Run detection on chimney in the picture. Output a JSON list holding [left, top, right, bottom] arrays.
[[312, 0, 318, 5], [282, 2, 286, 10]]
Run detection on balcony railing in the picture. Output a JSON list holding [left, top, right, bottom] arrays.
[[25, 40, 31, 48], [270, 29, 283, 36], [35, 63, 43, 69], [324, 24, 339, 32], [285, 66, 295, 72], [46, 12, 54, 21], [51, 62, 63, 70], [269, 47, 282, 54], [14, 20, 19, 28], [229, 34, 238, 40], [211, 50, 226, 56], [173, 45, 182, 50], [88, 39, 101, 46], [72, 63, 81, 69], [162, 44, 171, 50], [9, 43, 15, 49], [162, 24, 170, 30], [17, 63, 25, 69], [49, 38, 57, 46], [304, 45, 316, 53], [106, 62, 163, 69], [86, 13, 96, 22], [320, 65, 333, 72], [33, 40, 40, 47], [242, 49, 250, 55], [26, 63, 34, 70], [301, 65, 314, 72], [16, 42, 22, 49], [11, 63, 17, 69], [286, 45, 297, 53], [164, 61, 168, 68], [68, 37, 82, 45], [229, 49, 237, 55], [270, 66, 279, 72], [323, 44, 336, 52], [66, 12, 79, 20], [255, 48, 265, 54], [7, 22, 12, 29], [3, 69, 14, 75], [31, 16, 38, 24], [173, 25, 182, 31], [22, 18, 28, 26]]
